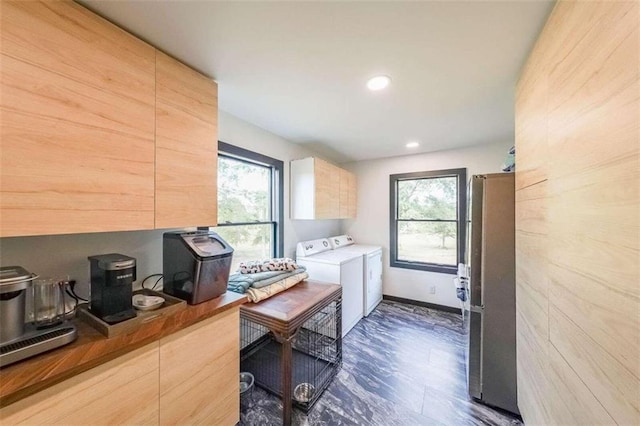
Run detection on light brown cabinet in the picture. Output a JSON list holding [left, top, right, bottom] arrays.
[[159, 309, 240, 425], [0, 1, 218, 237], [339, 168, 357, 219], [0, 343, 160, 425], [290, 157, 356, 220], [348, 177, 357, 218], [314, 158, 341, 219], [0, 0, 156, 237], [155, 51, 218, 229], [0, 308, 241, 425], [338, 169, 350, 219]]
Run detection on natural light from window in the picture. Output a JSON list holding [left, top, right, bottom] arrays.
[[215, 155, 273, 272], [397, 177, 458, 266]]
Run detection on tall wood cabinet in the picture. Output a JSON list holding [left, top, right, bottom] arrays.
[[0, 1, 218, 237], [290, 157, 356, 220], [0, 0, 156, 237], [515, 2, 639, 425]]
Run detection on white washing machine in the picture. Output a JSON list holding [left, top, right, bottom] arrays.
[[296, 238, 364, 337], [329, 235, 383, 317]]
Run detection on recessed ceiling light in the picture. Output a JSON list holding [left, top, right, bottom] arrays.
[[367, 75, 391, 91], [406, 141, 419, 148]]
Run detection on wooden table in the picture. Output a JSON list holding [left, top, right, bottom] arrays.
[[240, 280, 341, 426]]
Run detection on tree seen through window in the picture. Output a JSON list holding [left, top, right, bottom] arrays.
[[215, 155, 273, 272], [390, 168, 466, 273]]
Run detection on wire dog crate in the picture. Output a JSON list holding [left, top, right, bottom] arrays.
[[240, 299, 342, 412]]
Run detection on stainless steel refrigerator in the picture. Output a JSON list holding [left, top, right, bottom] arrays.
[[464, 173, 518, 415]]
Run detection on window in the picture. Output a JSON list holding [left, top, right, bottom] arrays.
[[214, 142, 284, 272], [389, 168, 467, 274]]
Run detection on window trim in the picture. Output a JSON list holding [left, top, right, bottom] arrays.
[[389, 168, 467, 274], [216, 141, 284, 258]]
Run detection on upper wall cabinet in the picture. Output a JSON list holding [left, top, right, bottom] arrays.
[[290, 157, 356, 220], [155, 51, 218, 229], [0, 1, 156, 237], [339, 168, 357, 219], [0, 1, 219, 237]]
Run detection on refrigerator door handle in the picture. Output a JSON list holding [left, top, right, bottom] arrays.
[[470, 305, 484, 313]]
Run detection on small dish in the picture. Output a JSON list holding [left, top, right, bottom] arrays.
[[293, 383, 315, 403], [240, 372, 254, 394], [132, 294, 164, 311]]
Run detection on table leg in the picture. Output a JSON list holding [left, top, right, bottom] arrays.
[[281, 337, 292, 426]]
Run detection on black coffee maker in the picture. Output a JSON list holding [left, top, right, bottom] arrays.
[[88, 253, 137, 324]]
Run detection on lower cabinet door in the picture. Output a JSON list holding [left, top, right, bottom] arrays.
[[0, 343, 160, 425], [159, 308, 240, 425]]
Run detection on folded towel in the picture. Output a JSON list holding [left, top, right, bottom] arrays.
[[227, 280, 252, 295], [246, 271, 308, 303], [227, 267, 307, 294], [239, 257, 299, 274]]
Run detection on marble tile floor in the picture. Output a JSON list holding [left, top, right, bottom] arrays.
[[240, 300, 523, 426]]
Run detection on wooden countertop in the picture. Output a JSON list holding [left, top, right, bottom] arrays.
[[0, 291, 246, 408]]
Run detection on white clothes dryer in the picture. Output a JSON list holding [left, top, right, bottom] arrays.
[[329, 235, 383, 316], [296, 238, 364, 337]]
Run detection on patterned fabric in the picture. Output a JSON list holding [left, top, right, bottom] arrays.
[[238, 257, 299, 274], [245, 271, 308, 303]]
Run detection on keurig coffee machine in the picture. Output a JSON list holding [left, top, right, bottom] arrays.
[[88, 253, 137, 324]]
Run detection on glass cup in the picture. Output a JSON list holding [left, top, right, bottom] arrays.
[[32, 278, 64, 328]]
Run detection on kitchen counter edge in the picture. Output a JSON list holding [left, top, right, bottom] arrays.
[[0, 291, 247, 408]]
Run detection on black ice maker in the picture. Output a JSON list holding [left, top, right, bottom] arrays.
[[163, 231, 234, 305], [88, 253, 137, 324]]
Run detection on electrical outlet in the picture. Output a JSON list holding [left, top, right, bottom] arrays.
[[429, 286, 436, 295]]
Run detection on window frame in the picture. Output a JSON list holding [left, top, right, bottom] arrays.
[[215, 141, 284, 258], [389, 168, 467, 274]]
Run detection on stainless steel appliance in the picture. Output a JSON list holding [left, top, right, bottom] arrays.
[[163, 231, 234, 304], [88, 253, 137, 324], [465, 173, 519, 414], [0, 266, 37, 344], [0, 266, 77, 368]]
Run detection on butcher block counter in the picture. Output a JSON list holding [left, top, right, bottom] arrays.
[[0, 291, 246, 425]]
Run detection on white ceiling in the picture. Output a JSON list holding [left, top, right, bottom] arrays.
[[81, 0, 553, 162]]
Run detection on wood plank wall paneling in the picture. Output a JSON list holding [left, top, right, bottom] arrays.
[[515, 1, 640, 424], [0, 1, 156, 236], [155, 50, 218, 229]]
